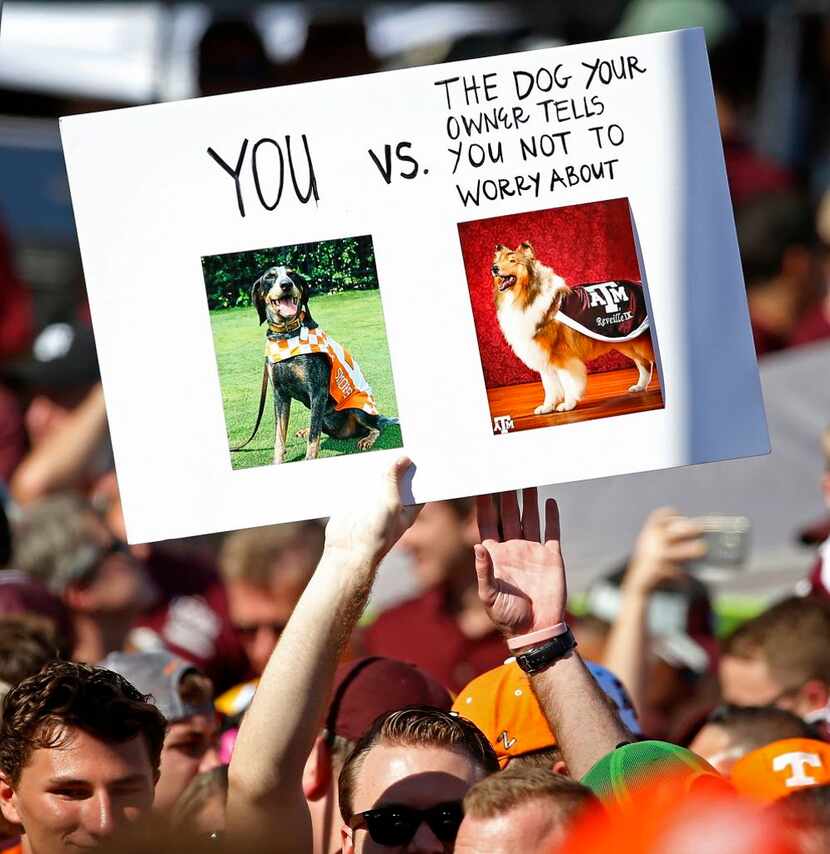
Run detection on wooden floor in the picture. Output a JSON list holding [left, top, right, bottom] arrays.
[[487, 367, 664, 433]]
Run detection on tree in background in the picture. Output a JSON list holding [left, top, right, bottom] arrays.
[[203, 235, 377, 310]]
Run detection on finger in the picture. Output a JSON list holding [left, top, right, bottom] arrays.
[[544, 498, 561, 546], [520, 487, 541, 543], [663, 517, 705, 544], [665, 539, 708, 562], [642, 507, 677, 530], [499, 491, 522, 540], [476, 495, 500, 542], [473, 543, 498, 606]]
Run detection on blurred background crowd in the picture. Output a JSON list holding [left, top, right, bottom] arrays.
[[1, 1, 830, 852]]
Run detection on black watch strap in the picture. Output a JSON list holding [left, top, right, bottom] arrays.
[[514, 628, 577, 675]]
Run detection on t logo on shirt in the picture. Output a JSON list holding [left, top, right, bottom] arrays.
[[773, 751, 823, 787]]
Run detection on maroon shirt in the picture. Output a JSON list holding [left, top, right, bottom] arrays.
[[791, 302, 830, 349], [129, 547, 248, 693], [361, 585, 509, 694]]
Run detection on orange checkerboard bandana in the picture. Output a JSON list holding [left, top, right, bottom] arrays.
[[265, 326, 378, 415]]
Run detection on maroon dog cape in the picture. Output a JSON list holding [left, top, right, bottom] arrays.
[[556, 280, 649, 342]]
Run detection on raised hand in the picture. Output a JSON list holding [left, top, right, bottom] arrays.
[[624, 508, 707, 596], [322, 456, 421, 572], [474, 488, 566, 642]]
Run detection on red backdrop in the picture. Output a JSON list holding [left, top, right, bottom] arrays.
[[457, 197, 642, 388]]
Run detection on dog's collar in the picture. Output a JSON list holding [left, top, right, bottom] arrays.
[[267, 309, 305, 335]]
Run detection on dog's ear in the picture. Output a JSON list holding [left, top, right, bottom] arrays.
[[519, 241, 535, 257], [293, 271, 318, 329], [495, 243, 507, 253], [251, 273, 267, 325]]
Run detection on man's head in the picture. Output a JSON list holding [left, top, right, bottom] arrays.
[[735, 190, 819, 296], [0, 615, 64, 712], [772, 783, 830, 854], [455, 767, 599, 854], [13, 494, 153, 621], [338, 707, 498, 853], [0, 660, 165, 854], [689, 704, 815, 775], [720, 597, 830, 718], [303, 658, 452, 854], [395, 499, 478, 589], [99, 651, 218, 815], [219, 521, 322, 674]]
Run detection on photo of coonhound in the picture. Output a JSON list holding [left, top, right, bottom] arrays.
[[249, 265, 398, 463]]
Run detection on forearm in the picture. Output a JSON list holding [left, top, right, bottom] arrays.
[[229, 552, 372, 799], [601, 587, 650, 715], [11, 384, 108, 504], [531, 650, 631, 780]]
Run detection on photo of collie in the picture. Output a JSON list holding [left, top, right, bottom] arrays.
[[458, 198, 663, 434]]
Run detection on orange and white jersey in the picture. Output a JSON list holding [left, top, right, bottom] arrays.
[[266, 326, 378, 415]]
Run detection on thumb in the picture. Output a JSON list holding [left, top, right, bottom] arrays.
[[474, 543, 498, 607], [385, 456, 413, 507]]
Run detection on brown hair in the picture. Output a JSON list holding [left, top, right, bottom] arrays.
[[171, 766, 228, 832], [505, 745, 564, 772], [722, 597, 830, 687], [0, 615, 64, 687], [219, 521, 324, 586], [463, 766, 598, 825], [338, 707, 498, 822], [706, 704, 814, 753], [0, 660, 167, 784], [178, 671, 213, 709]]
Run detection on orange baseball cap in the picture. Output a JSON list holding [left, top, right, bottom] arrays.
[[730, 738, 830, 802], [452, 661, 554, 767]]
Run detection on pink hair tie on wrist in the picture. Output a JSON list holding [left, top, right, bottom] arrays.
[[507, 623, 568, 652]]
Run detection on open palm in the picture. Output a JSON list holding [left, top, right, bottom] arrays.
[[475, 489, 567, 640]]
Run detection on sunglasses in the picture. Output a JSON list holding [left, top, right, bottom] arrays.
[[72, 539, 132, 586], [349, 801, 463, 847]]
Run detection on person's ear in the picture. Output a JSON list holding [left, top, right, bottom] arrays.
[[0, 774, 23, 829], [796, 679, 830, 716], [341, 825, 355, 854], [781, 245, 812, 282], [302, 735, 333, 801], [64, 582, 94, 613], [251, 274, 267, 325]]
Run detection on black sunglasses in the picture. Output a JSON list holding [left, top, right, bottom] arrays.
[[349, 801, 463, 847]]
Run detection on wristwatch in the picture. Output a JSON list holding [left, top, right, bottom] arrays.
[[514, 627, 577, 675]]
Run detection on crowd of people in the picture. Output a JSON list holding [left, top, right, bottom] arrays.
[[1, 455, 830, 853], [1, 2, 830, 853]]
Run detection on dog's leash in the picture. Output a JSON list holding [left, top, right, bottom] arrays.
[[230, 358, 270, 451]]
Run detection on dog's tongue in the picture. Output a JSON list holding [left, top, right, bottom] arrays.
[[278, 298, 298, 317]]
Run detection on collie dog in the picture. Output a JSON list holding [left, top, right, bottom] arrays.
[[491, 241, 655, 414]]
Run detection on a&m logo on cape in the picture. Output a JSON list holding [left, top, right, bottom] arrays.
[[556, 280, 649, 343]]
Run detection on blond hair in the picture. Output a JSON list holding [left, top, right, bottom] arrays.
[[219, 520, 324, 586]]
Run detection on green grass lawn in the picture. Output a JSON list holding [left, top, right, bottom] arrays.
[[211, 290, 402, 469]]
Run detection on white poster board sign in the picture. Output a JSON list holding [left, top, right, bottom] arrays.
[[60, 27, 768, 543]]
